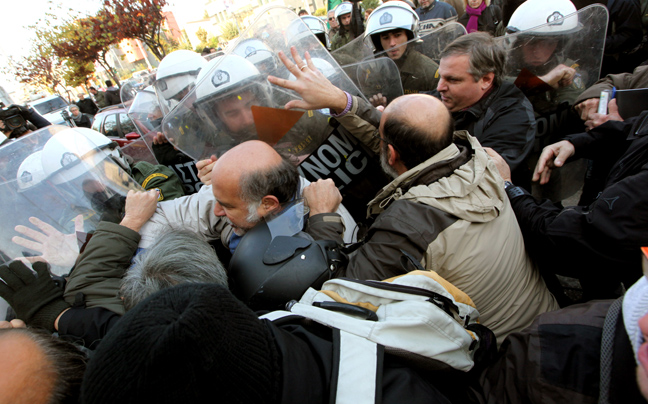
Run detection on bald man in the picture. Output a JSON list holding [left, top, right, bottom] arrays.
[[307, 94, 558, 343], [138, 140, 355, 253], [0, 328, 86, 404]]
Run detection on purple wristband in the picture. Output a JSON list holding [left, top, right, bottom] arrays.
[[330, 91, 352, 118]]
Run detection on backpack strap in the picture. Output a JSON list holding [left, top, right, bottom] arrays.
[[261, 310, 383, 404], [332, 330, 383, 404], [599, 297, 623, 404]]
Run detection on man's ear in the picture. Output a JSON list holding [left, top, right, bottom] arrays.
[[387, 144, 399, 166], [260, 195, 281, 214], [480, 72, 495, 90]]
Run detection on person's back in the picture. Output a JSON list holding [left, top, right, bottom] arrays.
[[344, 130, 557, 342]]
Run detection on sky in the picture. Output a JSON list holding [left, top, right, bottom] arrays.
[[0, 0, 206, 94]]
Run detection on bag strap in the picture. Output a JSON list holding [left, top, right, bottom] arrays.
[[261, 310, 383, 404], [332, 330, 382, 404], [599, 297, 623, 404]]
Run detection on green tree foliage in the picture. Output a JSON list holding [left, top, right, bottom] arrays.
[[196, 27, 208, 43], [62, 59, 95, 88], [362, 0, 381, 11], [50, 15, 122, 86], [220, 21, 240, 41]]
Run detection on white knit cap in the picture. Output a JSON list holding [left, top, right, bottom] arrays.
[[623, 275, 648, 364]]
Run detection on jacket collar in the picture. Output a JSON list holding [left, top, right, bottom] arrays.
[[367, 130, 473, 216]]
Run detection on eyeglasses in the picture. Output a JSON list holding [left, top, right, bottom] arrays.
[[372, 129, 401, 156], [328, 17, 335, 20]]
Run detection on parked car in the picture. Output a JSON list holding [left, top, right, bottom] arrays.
[[91, 105, 144, 147], [28, 95, 72, 127]]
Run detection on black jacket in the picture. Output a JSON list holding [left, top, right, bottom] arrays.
[[72, 113, 92, 128], [605, 0, 642, 55], [508, 112, 648, 299], [431, 82, 536, 188], [77, 98, 98, 115], [478, 299, 645, 404]]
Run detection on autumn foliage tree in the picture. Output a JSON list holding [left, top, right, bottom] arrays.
[[50, 16, 122, 86], [7, 42, 68, 95], [101, 0, 170, 61]]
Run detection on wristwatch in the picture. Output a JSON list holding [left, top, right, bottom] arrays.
[[503, 181, 527, 199]]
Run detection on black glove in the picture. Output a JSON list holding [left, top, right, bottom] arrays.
[[0, 261, 70, 331]]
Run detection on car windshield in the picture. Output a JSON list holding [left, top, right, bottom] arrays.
[[32, 98, 68, 114]]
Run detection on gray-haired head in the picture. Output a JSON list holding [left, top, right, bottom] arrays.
[[120, 230, 228, 311], [440, 32, 507, 86]]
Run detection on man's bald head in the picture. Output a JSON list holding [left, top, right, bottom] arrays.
[[380, 94, 455, 170], [210, 141, 299, 234], [211, 140, 283, 192], [0, 328, 86, 404]]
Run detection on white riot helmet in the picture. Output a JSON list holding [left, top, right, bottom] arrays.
[[299, 15, 330, 49], [364, 2, 420, 52], [288, 58, 337, 81], [193, 54, 272, 133], [335, 2, 353, 20], [506, 0, 580, 35], [41, 128, 130, 185], [155, 50, 207, 102], [17, 151, 47, 190], [232, 38, 278, 75], [128, 85, 162, 129]]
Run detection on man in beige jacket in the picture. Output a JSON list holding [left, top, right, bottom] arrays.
[[296, 88, 558, 343]]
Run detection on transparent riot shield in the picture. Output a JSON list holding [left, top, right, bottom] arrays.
[[418, 15, 459, 35], [127, 85, 163, 134], [342, 58, 404, 107], [367, 22, 467, 95], [0, 126, 143, 276], [120, 72, 157, 106], [126, 88, 202, 194], [154, 51, 207, 117], [331, 35, 375, 66], [497, 4, 608, 201], [162, 6, 387, 218]]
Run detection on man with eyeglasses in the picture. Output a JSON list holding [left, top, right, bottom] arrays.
[[327, 10, 339, 44], [295, 86, 558, 343]]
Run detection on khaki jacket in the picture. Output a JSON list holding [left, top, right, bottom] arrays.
[[327, 131, 558, 342]]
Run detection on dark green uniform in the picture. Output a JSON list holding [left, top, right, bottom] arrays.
[[394, 49, 440, 94]]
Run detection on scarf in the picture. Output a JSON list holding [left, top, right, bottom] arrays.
[[465, 1, 487, 33]]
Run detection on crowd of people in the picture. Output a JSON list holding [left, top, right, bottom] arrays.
[[1, 0, 648, 402]]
